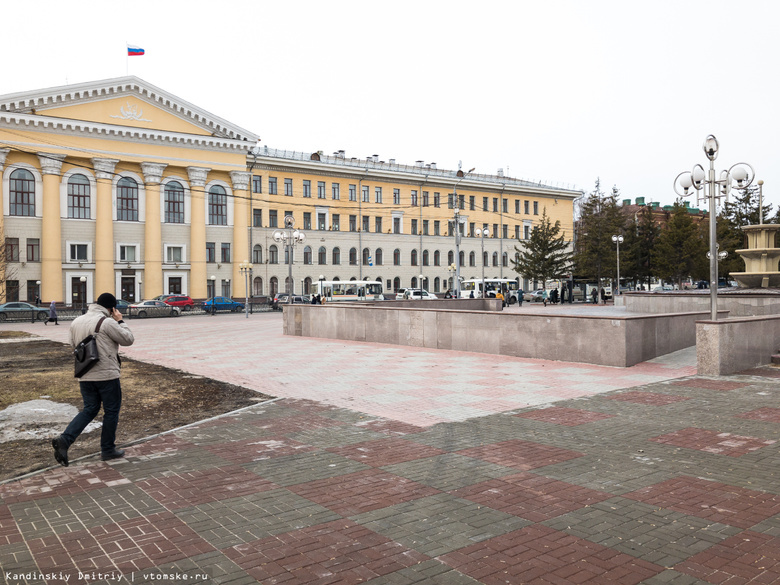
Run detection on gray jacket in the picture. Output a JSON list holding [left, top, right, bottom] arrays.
[[70, 305, 134, 380]]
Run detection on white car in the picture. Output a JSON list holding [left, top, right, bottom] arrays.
[[405, 289, 438, 300], [129, 300, 182, 318]]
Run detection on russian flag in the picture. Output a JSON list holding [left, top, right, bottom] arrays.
[[127, 45, 145, 56]]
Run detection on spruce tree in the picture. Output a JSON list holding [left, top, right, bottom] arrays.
[[512, 208, 572, 288], [652, 202, 708, 287], [622, 205, 660, 289]]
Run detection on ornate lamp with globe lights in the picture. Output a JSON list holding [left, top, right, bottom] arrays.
[[611, 235, 624, 296], [272, 215, 306, 304], [673, 135, 755, 321]]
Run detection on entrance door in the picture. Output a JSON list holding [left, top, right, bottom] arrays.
[[71, 277, 86, 308], [121, 277, 136, 302]]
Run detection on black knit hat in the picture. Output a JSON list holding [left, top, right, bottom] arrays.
[[96, 293, 117, 311]]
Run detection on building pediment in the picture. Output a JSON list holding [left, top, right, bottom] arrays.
[[0, 76, 258, 143]]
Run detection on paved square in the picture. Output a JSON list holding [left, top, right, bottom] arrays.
[[650, 427, 776, 456]]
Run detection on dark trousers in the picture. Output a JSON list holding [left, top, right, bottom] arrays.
[[61, 378, 122, 454]]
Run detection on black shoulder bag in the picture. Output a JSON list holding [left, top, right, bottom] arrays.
[[73, 316, 107, 378]]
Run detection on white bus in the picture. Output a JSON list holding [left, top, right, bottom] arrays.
[[313, 280, 385, 302], [459, 278, 521, 304]]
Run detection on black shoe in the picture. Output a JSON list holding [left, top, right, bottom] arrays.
[[52, 437, 69, 467], [101, 449, 125, 461]]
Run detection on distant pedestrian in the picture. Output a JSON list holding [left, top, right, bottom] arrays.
[[551, 288, 559, 304], [561, 286, 567, 303], [518, 288, 524, 307], [600, 287, 607, 304], [45, 301, 58, 326], [590, 288, 598, 304], [542, 289, 548, 307], [311, 294, 317, 305], [35, 296, 41, 307], [496, 290, 505, 307]]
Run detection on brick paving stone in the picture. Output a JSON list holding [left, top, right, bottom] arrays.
[[110, 445, 233, 483], [606, 391, 693, 406], [0, 503, 22, 546], [649, 427, 777, 456], [670, 378, 751, 391], [381, 453, 517, 491], [351, 493, 529, 557], [452, 472, 612, 522], [288, 469, 440, 516], [0, 463, 128, 505], [327, 437, 447, 467], [203, 435, 316, 464], [543, 498, 742, 566], [737, 366, 780, 378], [438, 524, 665, 585], [241, 450, 371, 487], [173, 488, 340, 549], [222, 519, 430, 584], [456, 439, 585, 471], [624, 476, 780, 529], [513, 406, 616, 426], [363, 559, 480, 584], [287, 424, 388, 449], [675, 530, 780, 584], [122, 549, 255, 585], [737, 407, 780, 423], [354, 419, 427, 437]]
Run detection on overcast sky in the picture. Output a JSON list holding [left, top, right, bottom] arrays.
[[2, 0, 779, 214]]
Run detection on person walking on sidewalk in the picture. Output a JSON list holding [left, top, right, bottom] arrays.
[[45, 300, 58, 325], [52, 293, 134, 466]]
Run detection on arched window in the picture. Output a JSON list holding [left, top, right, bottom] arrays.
[[422, 250, 429, 266], [502, 252, 508, 267], [67, 174, 90, 219], [393, 249, 401, 266], [332, 247, 341, 265], [375, 248, 383, 266], [269, 245, 279, 264], [208, 185, 227, 225], [492, 252, 498, 267], [253, 276, 263, 296], [303, 277, 312, 294], [164, 181, 185, 223], [270, 277, 278, 296], [362, 247, 370, 266], [9, 169, 35, 217], [285, 246, 290, 265], [469, 251, 476, 267], [434, 277, 440, 292], [285, 276, 292, 293], [253, 244, 262, 264], [433, 250, 440, 266], [483, 251, 489, 266], [448, 250, 454, 265], [411, 250, 418, 266], [117, 177, 139, 221], [318, 246, 327, 265], [303, 245, 312, 265], [411, 277, 418, 288], [393, 277, 400, 292], [349, 248, 357, 265], [459, 251, 465, 266]]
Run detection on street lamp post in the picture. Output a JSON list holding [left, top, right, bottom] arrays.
[[209, 275, 216, 315], [318, 274, 325, 302], [674, 135, 754, 321], [477, 228, 489, 297], [611, 235, 623, 296], [273, 215, 306, 304], [79, 276, 87, 314], [448, 263, 456, 297], [452, 167, 475, 299], [239, 262, 253, 318], [419, 273, 424, 300]]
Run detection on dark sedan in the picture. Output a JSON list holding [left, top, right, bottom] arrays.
[[0, 302, 49, 321], [203, 296, 244, 312]]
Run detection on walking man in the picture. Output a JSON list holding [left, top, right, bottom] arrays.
[[52, 293, 134, 466]]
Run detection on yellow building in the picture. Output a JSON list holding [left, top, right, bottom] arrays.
[[0, 76, 580, 305]]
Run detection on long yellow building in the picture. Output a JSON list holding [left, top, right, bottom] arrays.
[[0, 76, 580, 305]]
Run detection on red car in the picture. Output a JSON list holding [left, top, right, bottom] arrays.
[[162, 295, 194, 311]]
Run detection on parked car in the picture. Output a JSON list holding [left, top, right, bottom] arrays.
[[394, 288, 410, 301], [129, 300, 182, 318], [203, 296, 244, 312], [0, 302, 49, 321], [404, 289, 438, 300], [163, 295, 194, 311], [524, 290, 547, 302], [115, 299, 131, 315], [271, 294, 311, 309]]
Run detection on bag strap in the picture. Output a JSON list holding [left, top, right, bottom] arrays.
[[94, 316, 107, 335]]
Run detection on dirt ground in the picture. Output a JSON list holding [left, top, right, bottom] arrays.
[[0, 331, 271, 482]]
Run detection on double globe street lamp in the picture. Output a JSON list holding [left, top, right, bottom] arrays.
[[273, 215, 306, 304], [673, 135, 755, 321], [476, 228, 490, 297], [239, 262, 253, 318], [611, 235, 623, 297]]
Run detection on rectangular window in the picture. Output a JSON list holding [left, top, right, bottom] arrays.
[[524, 225, 530, 239], [422, 191, 429, 207], [362, 216, 370, 232], [448, 194, 454, 209], [332, 182, 340, 200], [5, 281, 19, 301], [411, 190, 418, 206], [393, 217, 401, 234], [503, 199, 508, 213], [119, 245, 136, 262], [375, 216, 383, 233], [206, 242, 216, 263], [470, 222, 475, 237], [269, 210, 278, 228], [393, 188, 400, 205], [349, 184, 357, 201], [434, 220, 440, 236], [167, 246, 183, 263], [5, 238, 20, 262], [534, 201, 539, 215], [221, 243, 231, 263], [515, 199, 520, 214], [524, 200, 530, 214], [493, 198, 498, 213], [349, 215, 357, 232], [253, 209, 262, 227], [469, 196, 475, 211], [252, 175, 262, 193], [422, 220, 429, 235], [303, 212, 312, 230], [483, 197, 489, 212], [459, 195, 465, 210], [70, 243, 88, 262], [375, 186, 382, 203], [434, 192, 441, 207], [302, 180, 311, 198], [411, 219, 418, 235], [493, 224, 498, 238], [502, 225, 508, 239], [318, 213, 326, 230], [332, 214, 340, 231], [317, 181, 325, 199], [284, 178, 293, 196], [269, 177, 278, 195], [515, 225, 520, 239], [362, 186, 369, 203], [26, 238, 40, 262]]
